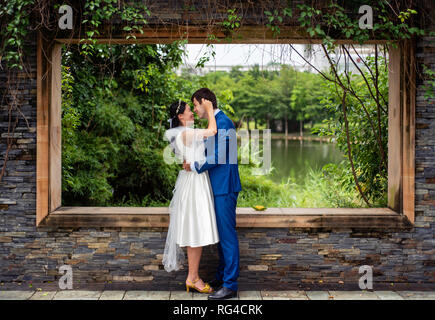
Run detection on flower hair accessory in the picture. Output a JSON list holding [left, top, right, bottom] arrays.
[[175, 98, 182, 114]]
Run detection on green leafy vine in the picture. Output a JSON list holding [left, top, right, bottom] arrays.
[[220, 8, 242, 41]]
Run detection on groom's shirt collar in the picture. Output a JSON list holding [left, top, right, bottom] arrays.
[[214, 108, 221, 116]]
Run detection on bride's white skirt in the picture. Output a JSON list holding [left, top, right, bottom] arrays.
[[162, 170, 219, 272]]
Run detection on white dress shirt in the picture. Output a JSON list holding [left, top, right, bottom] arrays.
[[189, 108, 221, 172]]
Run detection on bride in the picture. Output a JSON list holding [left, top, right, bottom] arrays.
[[162, 98, 219, 294]]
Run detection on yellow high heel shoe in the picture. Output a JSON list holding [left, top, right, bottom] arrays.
[[185, 277, 213, 293]]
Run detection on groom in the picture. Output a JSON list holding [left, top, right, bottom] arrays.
[[183, 88, 242, 300]]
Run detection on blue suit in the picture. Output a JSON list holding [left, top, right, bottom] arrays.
[[193, 109, 242, 291]]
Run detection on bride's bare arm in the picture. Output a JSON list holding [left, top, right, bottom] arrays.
[[201, 99, 217, 138], [181, 99, 217, 146]]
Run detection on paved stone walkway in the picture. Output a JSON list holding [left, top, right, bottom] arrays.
[[1, 290, 435, 300]]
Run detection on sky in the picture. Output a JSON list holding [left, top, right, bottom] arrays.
[[180, 43, 379, 73], [181, 43, 313, 69]]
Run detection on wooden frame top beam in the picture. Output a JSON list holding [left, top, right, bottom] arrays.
[[55, 26, 391, 45]]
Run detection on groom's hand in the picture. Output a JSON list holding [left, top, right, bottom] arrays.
[[183, 160, 192, 171]]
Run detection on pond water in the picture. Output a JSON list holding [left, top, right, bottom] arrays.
[[267, 139, 344, 184]]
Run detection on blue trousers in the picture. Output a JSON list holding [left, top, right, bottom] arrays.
[[213, 192, 240, 291]]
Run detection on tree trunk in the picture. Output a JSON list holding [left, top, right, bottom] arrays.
[[246, 117, 250, 131], [284, 116, 288, 139], [300, 119, 303, 137], [254, 118, 257, 129], [266, 115, 270, 129]]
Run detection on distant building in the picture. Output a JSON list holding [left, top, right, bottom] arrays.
[[175, 63, 304, 76]]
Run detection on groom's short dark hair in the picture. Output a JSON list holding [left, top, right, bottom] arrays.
[[191, 88, 218, 109]]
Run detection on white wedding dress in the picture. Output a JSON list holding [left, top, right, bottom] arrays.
[[162, 125, 220, 272]]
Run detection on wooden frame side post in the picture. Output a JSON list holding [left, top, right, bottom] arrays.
[[402, 39, 416, 223], [37, 31, 59, 226], [50, 43, 62, 213], [388, 44, 402, 213], [36, 31, 50, 226]]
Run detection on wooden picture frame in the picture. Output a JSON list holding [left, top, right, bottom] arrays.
[[36, 27, 415, 229]]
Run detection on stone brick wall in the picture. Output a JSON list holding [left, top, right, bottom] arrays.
[[1, 2, 434, 290]]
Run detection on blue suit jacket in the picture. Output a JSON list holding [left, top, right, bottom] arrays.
[[194, 110, 242, 196]]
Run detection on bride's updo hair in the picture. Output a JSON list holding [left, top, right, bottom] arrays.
[[168, 100, 187, 128]]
